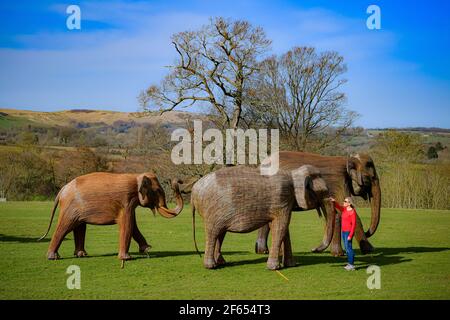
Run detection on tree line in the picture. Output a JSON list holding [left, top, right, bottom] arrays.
[[0, 127, 448, 209]]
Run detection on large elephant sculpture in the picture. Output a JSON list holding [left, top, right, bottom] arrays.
[[256, 151, 381, 256], [38, 172, 184, 261], [191, 165, 336, 270]]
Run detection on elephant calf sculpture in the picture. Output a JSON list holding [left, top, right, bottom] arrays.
[[38, 172, 184, 261], [191, 165, 336, 270]]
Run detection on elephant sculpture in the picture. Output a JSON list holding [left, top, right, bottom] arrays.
[[256, 151, 381, 256], [38, 172, 184, 261], [191, 165, 336, 270]]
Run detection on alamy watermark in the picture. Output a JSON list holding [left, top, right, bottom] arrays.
[[171, 121, 279, 175], [366, 5, 381, 30], [66, 265, 81, 289], [66, 5, 81, 30], [366, 265, 381, 289]]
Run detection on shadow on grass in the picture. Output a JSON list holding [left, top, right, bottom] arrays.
[[294, 246, 450, 269], [214, 246, 450, 269], [217, 257, 270, 268], [25, 245, 450, 268], [375, 247, 450, 255], [0, 234, 71, 243], [52, 250, 251, 261], [295, 252, 411, 268]]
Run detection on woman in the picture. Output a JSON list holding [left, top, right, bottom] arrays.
[[331, 197, 357, 271]]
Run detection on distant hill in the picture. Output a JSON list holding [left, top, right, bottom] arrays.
[[2, 108, 448, 133], [1, 108, 449, 154], [0, 108, 207, 130], [368, 127, 450, 134]]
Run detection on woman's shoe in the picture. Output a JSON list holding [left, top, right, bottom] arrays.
[[344, 264, 355, 271]]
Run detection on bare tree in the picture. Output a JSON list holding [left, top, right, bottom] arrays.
[[246, 47, 358, 151], [139, 17, 271, 130]]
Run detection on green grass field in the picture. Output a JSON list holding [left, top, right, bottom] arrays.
[[0, 114, 38, 129], [0, 202, 449, 300]]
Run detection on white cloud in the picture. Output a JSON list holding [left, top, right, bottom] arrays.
[[0, 7, 210, 111]]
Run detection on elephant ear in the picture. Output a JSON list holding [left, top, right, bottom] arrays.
[[137, 175, 152, 206], [366, 156, 378, 180], [347, 154, 363, 186], [292, 165, 317, 210]]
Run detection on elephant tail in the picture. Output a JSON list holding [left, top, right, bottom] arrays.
[[37, 188, 62, 241], [192, 202, 202, 257]]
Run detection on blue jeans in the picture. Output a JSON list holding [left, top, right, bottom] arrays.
[[342, 231, 354, 265]]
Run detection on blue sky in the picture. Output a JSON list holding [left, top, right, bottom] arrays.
[[0, 0, 449, 128]]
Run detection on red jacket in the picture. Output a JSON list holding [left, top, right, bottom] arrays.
[[334, 202, 357, 239]]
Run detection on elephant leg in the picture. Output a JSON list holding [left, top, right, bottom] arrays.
[[282, 230, 296, 268], [354, 214, 374, 254], [267, 213, 290, 270], [73, 223, 88, 258], [214, 232, 226, 266], [118, 210, 133, 261], [132, 222, 151, 254], [47, 213, 75, 260], [255, 224, 270, 254], [330, 214, 344, 257], [203, 225, 220, 269]]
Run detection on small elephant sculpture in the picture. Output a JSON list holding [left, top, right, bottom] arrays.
[[38, 172, 184, 261], [191, 165, 336, 270]]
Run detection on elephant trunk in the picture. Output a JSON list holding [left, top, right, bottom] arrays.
[[365, 178, 381, 238], [312, 199, 336, 253], [157, 179, 184, 218], [179, 176, 201, 194]]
